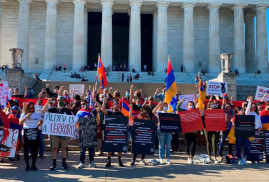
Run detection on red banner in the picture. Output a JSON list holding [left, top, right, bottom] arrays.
[[180, 109, 204, 133], [204, 109, 226, 132]]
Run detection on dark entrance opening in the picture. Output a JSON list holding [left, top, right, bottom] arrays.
[[141, 14, 153, 72], [112, 13, 129, 71], [87, 12, 101, 69]]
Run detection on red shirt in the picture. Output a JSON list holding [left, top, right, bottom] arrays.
[[260, 109, 269, 116], [8, 114, 19, 125]]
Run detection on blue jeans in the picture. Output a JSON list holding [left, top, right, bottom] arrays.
[[157, 130, 172, 159], [218, 129, 233, 156], [38, 130, 45, 156], [80, 147, 95, 163], [236, 137, 250, 159]]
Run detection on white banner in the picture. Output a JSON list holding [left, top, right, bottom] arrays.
[[42, 113, 78, 137], [0, 128, 19, 158], [206, 81, 228, 96], [255, 86, 269, 101], [69, 84, 85, 97], [0, 81, 10, 108], [178, 94, 195, 110]]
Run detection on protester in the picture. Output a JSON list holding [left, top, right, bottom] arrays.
[[42, 97, 72, 171], [152, 102, 172, 165], [19, 102, 43, 171], [260, 101, 269, 117], [153, 86, 166, 102]]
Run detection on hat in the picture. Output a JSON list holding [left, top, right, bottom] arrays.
[[13, 87, 19, 91], [54, 86, 60, 90], [11, 106, 18, 110]]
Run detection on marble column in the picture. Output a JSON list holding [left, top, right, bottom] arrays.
[[182, 3, 195, 73], [156, 1, 169, 73], [256, 5, 268, 73], [84, 8, 88, 66], [0, 1, 5, 66], [152, 10, 157, 72], [72, 0, 86, 71], [129, 0, 142, 72], [208, 4, 221, 73], [245, 13, 255, 73], [44, 0, 58, 70], [232, 4, 246, 73], [101, 0, 113, 70], [17, 0, 32, 70]]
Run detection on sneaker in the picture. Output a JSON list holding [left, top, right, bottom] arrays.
[[238, 159, 245, 166], [25, 165, 30, 171], [152, 159, 158, 166], [130, 161, 135, 166], [105, 161, 111, 168], [31, 165, 38, 171], [214, 159, 219, 164], [140, 160, 146, 165], [62, 164, 70, 170], [77, 163, 85, 169], [89, 162, 96, 168], [187, 158, 193, 164], [242, 158, 247, 165], [118, 160, 124, 167], [167, 159, 171, 165], [49, 165, 57, 171], [159, 159, 164, 165], [39, 155, 45, 159]]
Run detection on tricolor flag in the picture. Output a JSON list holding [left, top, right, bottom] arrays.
[[164, 56, 178, 112], [121, 98, 139, 118], [197, 79, 206, 111], [261, 116, 269, 130], [97, 54, 108, 89]]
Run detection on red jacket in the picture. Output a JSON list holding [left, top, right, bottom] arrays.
[[260, 109, 269, 116]]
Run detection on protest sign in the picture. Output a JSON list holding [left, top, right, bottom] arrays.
[[180, 109, 204, 133], [0, 128, 19, 158], [79, 117, 97, 147], [103, 115, 128, 152], [0, 81, 10, 108], [158, 112, 181, 133], [131, 119, 155, 155], [255, 86, 269, 101], [204, 109, 226, 132], [235, 115, 255, 138], [178, 94, 195, 110], [247, 131, 264, 162], [261, 116, 269, 130], [206, 81, 228, 96], [42, 112, 78, 138], [265, 131, 269, 163], [69, 84, 85, 97]]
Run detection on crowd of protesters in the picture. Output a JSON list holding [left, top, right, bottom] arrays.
[[0, 80, 269, 172]]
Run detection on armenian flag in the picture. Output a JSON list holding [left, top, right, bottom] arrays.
[[261, 116, 269, 130], [164, 56, 177, 112], [197, 79, 206, 111], [121, 98, 139, 118], [97, 55, 108, 89]]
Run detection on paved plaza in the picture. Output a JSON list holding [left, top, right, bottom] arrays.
[[1, 151, 269, 182]]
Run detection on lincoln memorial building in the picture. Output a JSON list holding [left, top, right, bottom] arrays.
[[0, 0, 268, 74]]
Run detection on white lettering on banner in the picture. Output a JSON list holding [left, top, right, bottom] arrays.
[[255, 86, 269, 101], [0, 81, 10, 107], [178, 94, 195, 110], [69, 84, 85, 97], [42, 112, 78, 137], [206, 81, 228, 96]]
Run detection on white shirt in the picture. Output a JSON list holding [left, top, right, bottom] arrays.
[[20, 112, 42, 129], [245, 102, 262, 129]]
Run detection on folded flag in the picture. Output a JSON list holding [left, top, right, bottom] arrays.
[[197, 79, 206, 111], [97, 55, 108, 89]]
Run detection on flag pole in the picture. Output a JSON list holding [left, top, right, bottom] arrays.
[[96, 53, 100, 83]]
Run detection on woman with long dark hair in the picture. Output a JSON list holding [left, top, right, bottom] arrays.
[[19, 102, 43, 171]]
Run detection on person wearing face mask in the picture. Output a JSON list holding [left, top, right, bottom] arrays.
[[231, 107, 250, 165], [45, 84, 60, 98], [124, 90, 130, 101], [71, 95, 82, 115], [129, 107, 150, 166], [219, 96, 235, 157], [177, 101, 197, 164], [77, 100, 99, 169], [152, 102, 173, 165], [245, 96, 262, 132], [19, 102, 43, 171], [95, 96, 125, 167], [132, 98, 143, 111], [142, 96, 156, 120], [42, 97, 72, 171]]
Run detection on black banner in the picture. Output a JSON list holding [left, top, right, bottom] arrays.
[[103, 115, 128, 152], [235, 115, 255, 138], [79, 117, 97, 147], [24, 128, 38, 141], [265, 131, 269, 163], [247, 131, 264, 161], [131, 119, 155, 155], [158, 112, 181, 133]]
